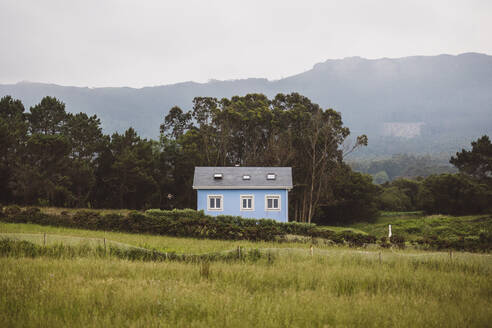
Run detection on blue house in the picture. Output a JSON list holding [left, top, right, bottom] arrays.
[[193, 167, 293, 222]]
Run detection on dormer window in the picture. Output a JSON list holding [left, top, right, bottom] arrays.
[[266, 173, 276, 180], [242, 175, 251, 180], [214, 173, 223, 179]]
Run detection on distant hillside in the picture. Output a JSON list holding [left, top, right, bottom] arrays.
[[2, 53, 491, 157]]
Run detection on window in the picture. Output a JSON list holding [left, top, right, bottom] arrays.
[[240, 195, 254, 211], [213, 173, 223, 179], [266, 173, 276, 180], [207, 195, 223, 210], [242, 175, 251, 180], [265, 195, 280, 211]]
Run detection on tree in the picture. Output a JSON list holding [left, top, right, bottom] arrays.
[[450, 135, 492, 182], [160, 106, 192, 140], [15, 97, 72, 205], [377, 178, 422, 211], [104, 128, 159, 209], [64, 113, 105, 207], [316, 165, 380, 224], [0, 96, 28, 203], [420, 174, 491, 215], [269, 93, 367, 223], [28, 96, 68, 135], [379, 187, 412, 211], [11, 134, 72, 206]]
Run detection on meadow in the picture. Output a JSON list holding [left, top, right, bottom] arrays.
[[1, 218, 491, 327], [350, 212, 491, 241]]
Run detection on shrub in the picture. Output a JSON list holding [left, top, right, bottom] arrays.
[[4, 205, 21, 216], [72, 210, 102, 229], [379, 237, 391, 248], [24, 207, 41, 216], [390, 235, 406, 249], [379, 187, 412, 211]]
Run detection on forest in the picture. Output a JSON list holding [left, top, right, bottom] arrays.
[[1, 94, 491, 224]]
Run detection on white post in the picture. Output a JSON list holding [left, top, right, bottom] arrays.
[[388, 224, 392, 238]]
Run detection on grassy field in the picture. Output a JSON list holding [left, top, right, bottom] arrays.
[[349, 212, 491, 241], [0, 222, 317, 254], [1, 220, 492, 327]]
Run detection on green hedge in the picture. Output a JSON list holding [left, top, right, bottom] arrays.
[[0, 206, 377, 246], [2, 206, 487, 251]]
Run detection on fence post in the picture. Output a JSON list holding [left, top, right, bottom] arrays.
[[379, 251, 382, 264], [104, 238, 106, 254], [310, 245, 314, 257], [43, 232, 46, 246]]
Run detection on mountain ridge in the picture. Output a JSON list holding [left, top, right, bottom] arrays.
[[2, 53, 491, 157]]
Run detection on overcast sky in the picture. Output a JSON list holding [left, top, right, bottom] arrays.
[[1, 0, 491, 88]]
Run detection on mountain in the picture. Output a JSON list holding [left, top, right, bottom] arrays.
[[2, 53, 492, 157]]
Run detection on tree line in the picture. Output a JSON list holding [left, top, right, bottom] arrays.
[[378, 135, 492, 215], [0, 93, 379, 223], [2, 93, 490, 223]]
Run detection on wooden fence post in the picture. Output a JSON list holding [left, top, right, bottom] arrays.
[[43, 232, 46, 246]]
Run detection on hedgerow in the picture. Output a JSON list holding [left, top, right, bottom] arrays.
[[1, 206, 488, 251], [0, 206, 377, 246]]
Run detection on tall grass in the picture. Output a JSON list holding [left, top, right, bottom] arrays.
[[0, 238, 268, 263], [1, 237, 491, 327], [0, 222, 317, 253], [1, 217, 491, 327]]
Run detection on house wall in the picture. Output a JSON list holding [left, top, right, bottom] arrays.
[[196, 189, 288, 222]]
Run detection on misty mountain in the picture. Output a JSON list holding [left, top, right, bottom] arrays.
[[1, 53, 491, 157]]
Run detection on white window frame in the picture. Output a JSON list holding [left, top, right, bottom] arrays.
[[265, 194, 281, 211], [240, 195, 254, 211], [207, 194, 223, 211]]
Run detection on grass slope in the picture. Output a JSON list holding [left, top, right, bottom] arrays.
[[1, 220, 492, 327], [0, 222, 314, 254], [1, 246, 491, 327], [350, 213, 491, 241]]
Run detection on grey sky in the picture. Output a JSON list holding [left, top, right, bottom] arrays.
[[1, 0, 491, 87]]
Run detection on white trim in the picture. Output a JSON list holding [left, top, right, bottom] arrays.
[[207, 194, 223, 211], [286, 191, 289, 220], [240, 194, 254, 211], [194, 186, 292, 190], [265, 194, 281, 211]]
